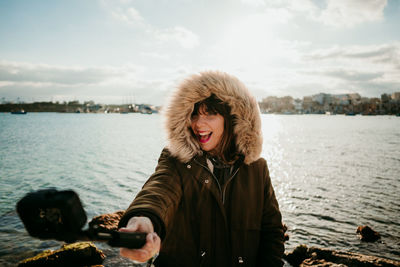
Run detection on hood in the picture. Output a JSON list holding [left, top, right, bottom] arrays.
[[163, 71, 262, 165]]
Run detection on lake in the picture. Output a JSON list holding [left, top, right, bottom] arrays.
[[0, 113, 399, 265]]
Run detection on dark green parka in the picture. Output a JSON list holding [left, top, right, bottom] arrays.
[[119, 71, 284, 267]]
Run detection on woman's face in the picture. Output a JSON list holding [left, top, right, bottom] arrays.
[[191, 106, 224, 152]]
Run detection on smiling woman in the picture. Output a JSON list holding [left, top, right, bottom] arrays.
[[190, 94, 237, 163], [118, 71, 285, 267]]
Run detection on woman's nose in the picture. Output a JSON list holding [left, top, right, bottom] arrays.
[[194, 116, 207, 126]]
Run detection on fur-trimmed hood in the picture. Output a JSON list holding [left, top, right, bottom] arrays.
[[163, 71, 262, 165]]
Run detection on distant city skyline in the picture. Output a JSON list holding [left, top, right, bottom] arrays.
[[3, 90, 399, 107], [1, 0, 400, 105]]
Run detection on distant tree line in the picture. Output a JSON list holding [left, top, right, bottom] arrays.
[[0, 101, 86, 113], [0, 100, 159, 114]]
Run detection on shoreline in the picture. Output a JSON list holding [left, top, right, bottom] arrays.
[[3, 243, 399, 267]]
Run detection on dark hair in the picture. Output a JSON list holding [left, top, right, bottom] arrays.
[[191, 94, 237, 163]]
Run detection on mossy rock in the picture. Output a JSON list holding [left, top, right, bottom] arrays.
[[18, 242, 105, 267], [285, 245, 400, 267], [89, 210, 124, 231]]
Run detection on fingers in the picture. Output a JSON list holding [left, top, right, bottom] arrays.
[[119, 216, 159, 262], [120, 232, 161, 262], [120, 246, 150, 262], [119, 227, 137, 233], [125, 216, 154, 233], [125, 217, 140, 232]]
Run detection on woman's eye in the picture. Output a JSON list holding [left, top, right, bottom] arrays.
[[207, 115, 216, 120]]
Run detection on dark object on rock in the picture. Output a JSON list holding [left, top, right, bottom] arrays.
[[16, 190, 145, 249], [16, 189, 87, 243], [285, 245, 400, 267], [89, 210, 124, 231], [18, 242, 105, 267], [357, 225, 381, 242]]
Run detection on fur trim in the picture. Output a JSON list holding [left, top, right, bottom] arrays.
[[163, 71, 262, 164]]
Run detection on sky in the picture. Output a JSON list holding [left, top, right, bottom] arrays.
[[0, 0, 399, 105]]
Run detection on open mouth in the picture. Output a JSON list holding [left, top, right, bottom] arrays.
[[198, 132, 212, 143]]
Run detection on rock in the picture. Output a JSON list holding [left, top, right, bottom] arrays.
[[307, 246, 399, 267], [301, 258, 347, 267], [283, 223, 290, 241], [285, 245, 400, 267], [357, 225, 381, 242], [285, 244, 309, 266], [18, 242, 106, 267], [89, 210, 125, 231]]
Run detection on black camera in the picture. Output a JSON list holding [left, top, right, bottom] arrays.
[[16, 189, 146, 249]]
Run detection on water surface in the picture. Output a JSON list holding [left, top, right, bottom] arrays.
[[0, 113, 399, 265]]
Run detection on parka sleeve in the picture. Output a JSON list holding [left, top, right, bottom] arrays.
[[257, 159, 285, 266], [118, 148, 183, 239]]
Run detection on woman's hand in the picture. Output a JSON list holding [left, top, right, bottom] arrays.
[[119, 216, 161, 263]]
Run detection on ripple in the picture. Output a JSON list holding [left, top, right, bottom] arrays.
[[1, 113, 400, 262]]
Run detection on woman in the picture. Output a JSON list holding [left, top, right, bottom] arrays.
[[118, 71, 285, 266]]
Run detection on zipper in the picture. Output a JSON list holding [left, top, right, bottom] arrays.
[[193, 158, 240, 204], [222, 167, 240, 204]]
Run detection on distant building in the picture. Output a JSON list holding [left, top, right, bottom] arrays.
[[333, 94, 350, 105], [348, 93, 361, 105], [293, 99, 303, 113], [381, 93, 391, 103], [302, 96, 313, 113], [392, 92, 400, 101], [311, 93, 333, 105], [380, 93, 397, 114], [137, 104, 153, 114], [256, 91, 399, 115], [259, 96, 279, 113]]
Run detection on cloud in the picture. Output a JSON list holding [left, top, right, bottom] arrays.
[[241, 0, 387, 28], [295, 43, 400, 97], [254, 41, 400, 97], [0, 60, 184, 104], [320, 69, 384, 82], [240, 0, 266, 7], [110, 7, 145, 26], [318, 0, 387, 27], [154, 26, 199, 49], [0, 61, 141, 86], [101, 0, 199, 49], [240, 0, 307, 23], [304, 43, 400, 69], [289, 0, 388, 28], [140, 52, 170, 60], [262, 7, 292, 24]]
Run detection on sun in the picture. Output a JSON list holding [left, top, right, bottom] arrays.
[[213, 14, 286, 70]]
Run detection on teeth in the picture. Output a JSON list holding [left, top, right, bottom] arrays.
[[199, 132, 211, 136]]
